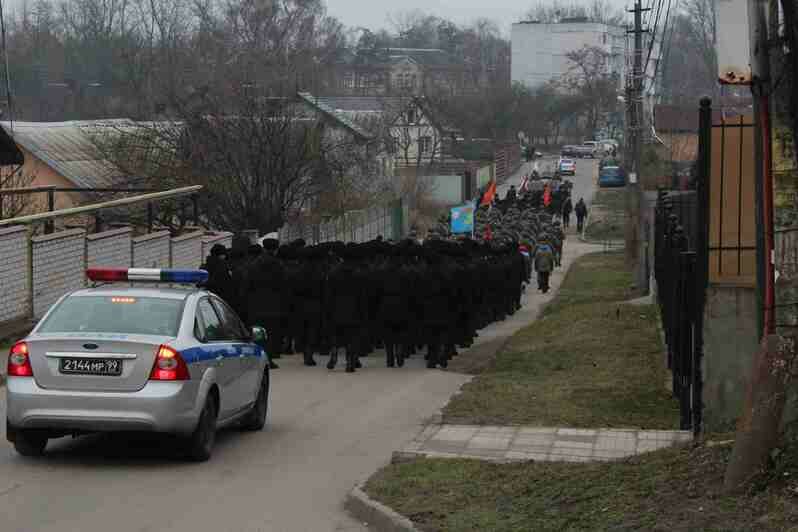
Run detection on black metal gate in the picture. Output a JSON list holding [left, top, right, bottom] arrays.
[[653, 98, 711, 436]]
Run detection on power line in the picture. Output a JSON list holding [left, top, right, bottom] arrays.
[[647, 0, 673, 95], [0, 0, 12, 131], [644, 0, 665, 76]]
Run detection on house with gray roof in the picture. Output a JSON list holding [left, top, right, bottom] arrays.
[[0, 120, 134, 213], [332, 47, 473, 97]]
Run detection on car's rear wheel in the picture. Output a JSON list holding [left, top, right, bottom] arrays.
[[13, 429, 48, 457], [241, 372, 269, 431], [186, 395, 217, 462]]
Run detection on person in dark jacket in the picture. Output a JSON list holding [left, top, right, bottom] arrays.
[[575, 198, 588, 232], [562, 197, 573, 229]]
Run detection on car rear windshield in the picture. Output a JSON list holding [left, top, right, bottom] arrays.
[[38, 296, 184, 336], [603, 168, 621, 176]]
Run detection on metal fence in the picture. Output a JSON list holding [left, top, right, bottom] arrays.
[[653, 98, 711, 436], [278, 198, 410, 244]]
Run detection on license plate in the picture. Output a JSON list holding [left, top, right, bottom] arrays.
[[59, 358, 123, 376]]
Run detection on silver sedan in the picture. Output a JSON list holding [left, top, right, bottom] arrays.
[[5, 269, 270, 461]]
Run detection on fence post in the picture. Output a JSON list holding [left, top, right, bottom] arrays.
[[690, 97, 712, 436], [26, 226, 34, 319], [45, 189, 55, 234]]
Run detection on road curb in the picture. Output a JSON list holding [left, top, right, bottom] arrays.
[[345, 481, 420, 532]]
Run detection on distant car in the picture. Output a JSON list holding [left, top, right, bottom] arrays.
[[574, 144, 597, 158], [5, 268, 271, 461], [559, 158, 576, 176], [560, 145, 579, 157], [598, 166, 626, 187], [599, 156, 620, 170]]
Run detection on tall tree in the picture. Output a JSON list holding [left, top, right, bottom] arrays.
[[525, 0, 625, 25]]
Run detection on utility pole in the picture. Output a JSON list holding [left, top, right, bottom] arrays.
[[626, 0, 649, 291], [747, 0, 775, 336]]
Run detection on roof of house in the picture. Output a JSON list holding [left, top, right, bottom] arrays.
[[297, 93, 411, 138], [0, 122, 24, 166], [344, 47, 461, 69], [0, 120, 132, 188], [653, 104, 739, 133], [298, 93, 460, 137]]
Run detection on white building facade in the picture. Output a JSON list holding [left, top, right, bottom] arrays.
[[511, 20, 626, 90]]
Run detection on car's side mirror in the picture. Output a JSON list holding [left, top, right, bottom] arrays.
[[251, 326, 267, 345]]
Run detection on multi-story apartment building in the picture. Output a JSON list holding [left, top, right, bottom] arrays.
[[511, 18, 626, 91]]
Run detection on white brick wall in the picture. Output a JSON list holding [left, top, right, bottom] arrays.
[[132, 231, 170, 268], [171, 231, 204, 269], [87, 228, 133, 268], [32, 229, 86, 319], [1, 228, 234, 328], [0, 226, 30, 323], [201, 232, 233, 264]]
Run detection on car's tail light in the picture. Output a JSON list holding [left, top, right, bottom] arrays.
[[149, 345, 190, 381], [7, 341, 33, 377]]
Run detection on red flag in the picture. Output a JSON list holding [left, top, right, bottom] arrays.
[[484, 224, 493, 241], [543, 184, 552, 207], [480, 180, 497, 207]]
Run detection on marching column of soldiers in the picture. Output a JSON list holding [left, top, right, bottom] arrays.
[[201, 181, 567, 373]]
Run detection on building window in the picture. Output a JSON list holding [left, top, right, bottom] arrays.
[[419, 136, 432, 154], [343, 72, 354, 88], [406, 109, 417, 124]]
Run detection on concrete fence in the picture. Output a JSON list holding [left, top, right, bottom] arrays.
[[278, 198, 409, 244], [132, 231, 171, 268], [0, 227, 233, 325], [87, 228, 133, 269], [0, 226, 30, 324], [32, 229, 87, 319]]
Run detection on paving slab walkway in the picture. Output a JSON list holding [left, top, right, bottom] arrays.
[[399, 424, 692, 463]]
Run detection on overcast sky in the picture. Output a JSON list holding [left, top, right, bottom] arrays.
[[325, 1, 533, 36], [3, 0, 631, 38]]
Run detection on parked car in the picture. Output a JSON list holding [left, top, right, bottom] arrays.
[[598, 166, 626, 187], [599, 156, 620, 170], [559, 158, 576, 176], [560, 145, 579, 157], [573, 145, 597, 158], [5, 267, 271, 461]]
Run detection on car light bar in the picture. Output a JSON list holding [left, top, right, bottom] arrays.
[[87, 268, 209, 284]]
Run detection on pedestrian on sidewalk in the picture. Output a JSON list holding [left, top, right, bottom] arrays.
[[575, 198, 588, 232], [534, 241, 555, 293], [562, 197, 573, 229]]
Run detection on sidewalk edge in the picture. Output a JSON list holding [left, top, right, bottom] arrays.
[[345, 481, 420, 532]]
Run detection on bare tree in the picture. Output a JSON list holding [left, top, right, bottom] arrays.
[[561, 45, 617, 137], [0, 166, 35, 219], [90, 89, 376, 233], [525, 0, 625, 25]]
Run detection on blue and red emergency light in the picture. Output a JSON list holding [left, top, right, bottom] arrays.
[[86, 268, 209, 284]]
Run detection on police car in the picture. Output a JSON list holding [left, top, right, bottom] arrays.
[[5, 268, 271, 461]]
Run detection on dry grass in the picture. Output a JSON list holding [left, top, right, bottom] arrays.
[[366, 436, 798, 532], [442, 252, 678, 429]]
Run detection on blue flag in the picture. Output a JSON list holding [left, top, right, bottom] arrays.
[[450, 203, 475, 234]]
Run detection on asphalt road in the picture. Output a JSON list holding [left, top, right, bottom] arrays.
[[0, 159, 598, 532], [500, 156, 597, 209]]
